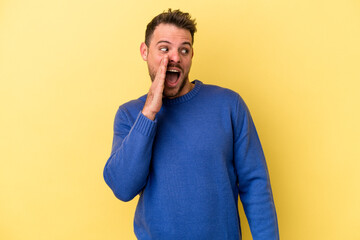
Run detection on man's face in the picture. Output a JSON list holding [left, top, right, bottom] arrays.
[[141, 23, 194, 99]]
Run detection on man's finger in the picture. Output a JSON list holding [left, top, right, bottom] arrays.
[[154, 55, 168, 84]]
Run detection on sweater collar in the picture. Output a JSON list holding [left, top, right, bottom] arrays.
[[162, 80, 202, 105]]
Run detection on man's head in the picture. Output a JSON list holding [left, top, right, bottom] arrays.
[[140, 9, 197, 99], [144, 9, 197, 47]]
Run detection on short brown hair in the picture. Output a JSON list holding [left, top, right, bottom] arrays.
[[145, 9, 197, 46]]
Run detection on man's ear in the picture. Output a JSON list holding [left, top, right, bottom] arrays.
[[192, 48, 194, 58], [140, 42, 148, 61]]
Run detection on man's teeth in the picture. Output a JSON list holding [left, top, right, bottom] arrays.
[[167, 69, 179, 73]]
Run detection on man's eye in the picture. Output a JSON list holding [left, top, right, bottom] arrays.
[[181, 49, 189, 54], [160, 47, 168, 52]]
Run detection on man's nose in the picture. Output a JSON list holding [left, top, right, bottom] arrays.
[[168, 50, 180, 63]]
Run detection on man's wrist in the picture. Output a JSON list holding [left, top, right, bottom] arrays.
[[141, 109, 156, 121]]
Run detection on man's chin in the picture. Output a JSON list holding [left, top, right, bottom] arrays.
[[163, 88, 181, 99]]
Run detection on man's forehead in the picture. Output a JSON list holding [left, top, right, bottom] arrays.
[[150, 23, 192, 45]]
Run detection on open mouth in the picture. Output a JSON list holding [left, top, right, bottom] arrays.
[[165, 69, 180, 87]]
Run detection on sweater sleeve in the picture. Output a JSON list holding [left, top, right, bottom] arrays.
[[233, 95, 280, 239], [103, 107, 157, 202]]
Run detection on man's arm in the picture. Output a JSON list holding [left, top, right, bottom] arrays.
[[233, 95, 280, 239], [103, 56, 168, 201]]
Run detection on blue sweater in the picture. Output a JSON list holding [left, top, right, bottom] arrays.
[[104, 80, 279, 240]]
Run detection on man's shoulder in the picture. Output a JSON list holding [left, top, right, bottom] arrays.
[[115, 94, 147, 118], [200, 81, 241, 102], [119, 94, 146, 109], [197, 81, 250, 113]]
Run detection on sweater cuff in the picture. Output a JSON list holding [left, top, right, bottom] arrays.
[[133, 111, 157, 137]]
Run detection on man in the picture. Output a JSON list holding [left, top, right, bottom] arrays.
[[104, 9, 279, 240]]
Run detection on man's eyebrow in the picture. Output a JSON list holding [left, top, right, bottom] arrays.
[[182, 42, 192, 47], [156, 40, 192, 47], [156, 40, 171, 45]]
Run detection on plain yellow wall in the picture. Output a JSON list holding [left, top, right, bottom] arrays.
[[1, 0, 359, 239]]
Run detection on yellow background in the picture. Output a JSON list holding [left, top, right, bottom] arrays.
[[1, 0, 359, 239]]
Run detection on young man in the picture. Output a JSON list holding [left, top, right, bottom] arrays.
[[104, 9, 279, 240]]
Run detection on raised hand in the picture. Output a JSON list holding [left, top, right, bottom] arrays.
[[141, 55, 168, 120]]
